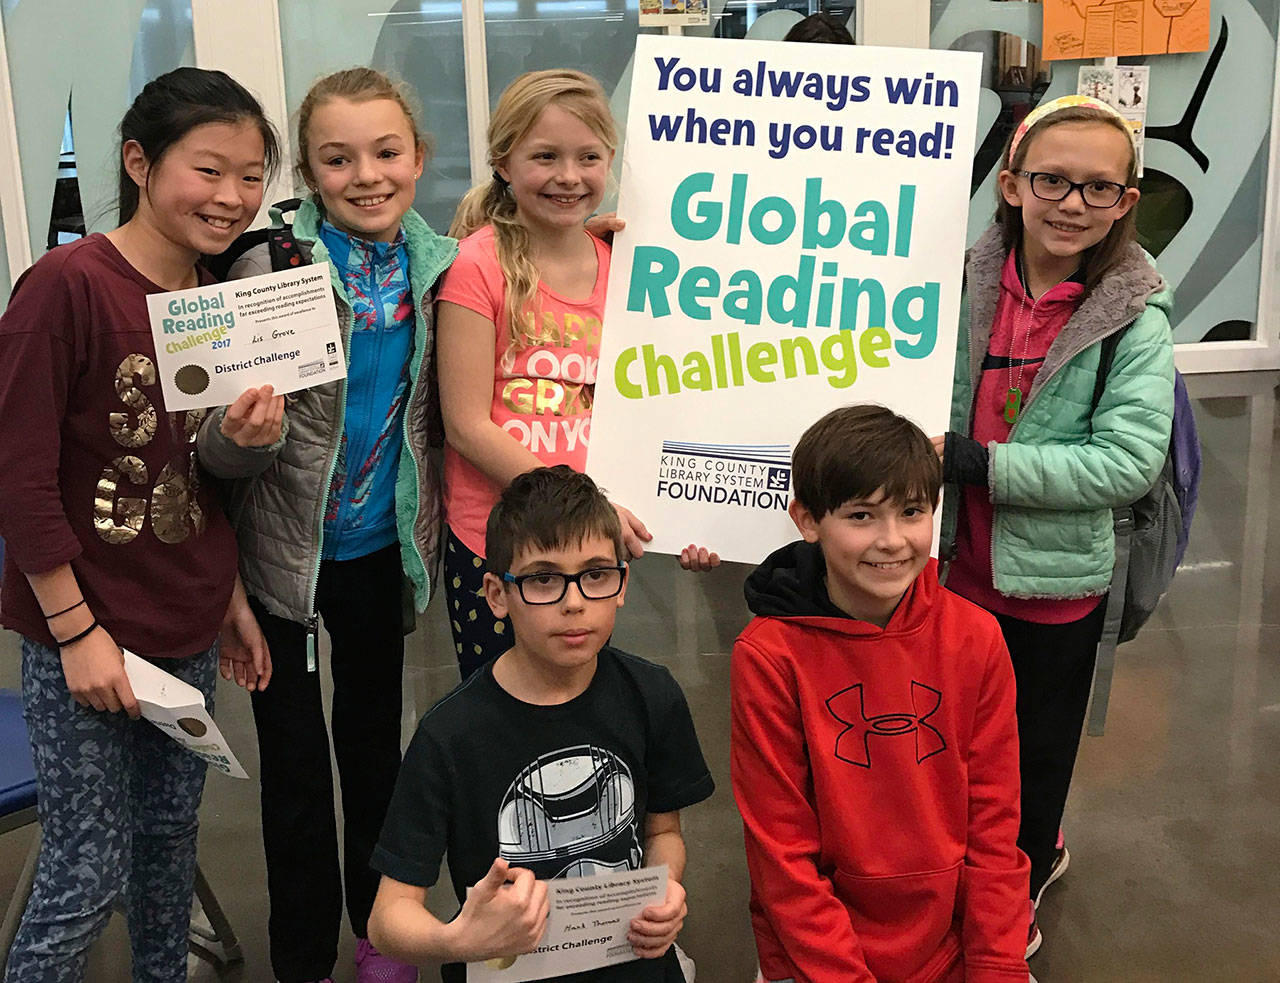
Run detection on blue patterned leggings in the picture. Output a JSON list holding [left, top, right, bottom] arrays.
[[4, 637, 217, 983]]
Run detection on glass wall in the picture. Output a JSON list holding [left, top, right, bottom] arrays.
[[931, 0, 1279, 345], [277, 0, 469, 234], [0, 0, 192, 259]]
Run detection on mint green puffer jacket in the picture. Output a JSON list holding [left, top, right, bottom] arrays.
[[939, 226, 1175, 600]]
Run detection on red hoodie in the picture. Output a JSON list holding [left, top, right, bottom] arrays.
[[731, 544, 1029, 983]]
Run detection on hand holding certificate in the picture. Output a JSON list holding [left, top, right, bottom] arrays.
[[147, 264, 345, 412], [467, 864, 669, 982]]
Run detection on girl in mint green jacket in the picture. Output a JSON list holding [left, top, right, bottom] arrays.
[[936, 97, 1174, 961]]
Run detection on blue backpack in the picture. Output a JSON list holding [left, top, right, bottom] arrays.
[[1086, 330, 1201, 735]]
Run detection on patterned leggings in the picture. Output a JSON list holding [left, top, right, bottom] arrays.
[[443, 528, 513, 679], [5, 637, 217, 983]]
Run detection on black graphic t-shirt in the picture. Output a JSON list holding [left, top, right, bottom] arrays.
[[372, 647, 715, 982]]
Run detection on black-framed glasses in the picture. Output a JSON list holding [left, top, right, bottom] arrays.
[[502, 564, 628, 605], [1016, 170, 1129, 208]]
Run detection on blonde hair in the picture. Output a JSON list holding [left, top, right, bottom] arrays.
[[295, 67, 433, 192], [449, 69, 617, 348]]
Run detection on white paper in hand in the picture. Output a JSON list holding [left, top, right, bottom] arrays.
[[467, 865, 668, 982], [123, 651, 248, 778], [146, 264, 345, 412]]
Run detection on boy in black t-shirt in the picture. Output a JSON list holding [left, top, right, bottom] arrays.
[[368, 466, 715, 982]]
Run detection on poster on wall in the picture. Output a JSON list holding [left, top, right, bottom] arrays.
[[638, 0, 710, 28], [1078, 65, 1149, 174], [1042, 0, 1210, 61], [587, 36, 982, 564]]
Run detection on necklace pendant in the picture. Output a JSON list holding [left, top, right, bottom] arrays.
[[1004, 387, 1023, 423]]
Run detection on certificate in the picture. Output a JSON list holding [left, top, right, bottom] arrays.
[[147, 264, 345, 412], [468, 865, 668, 982], [123, 650, 248, 779]]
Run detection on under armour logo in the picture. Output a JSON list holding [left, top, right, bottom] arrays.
[[825, 682, 946, 768]]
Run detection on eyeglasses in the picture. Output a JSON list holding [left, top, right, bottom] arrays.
[[501, 564, 627, 605], [1016, 170, 1129, 208]]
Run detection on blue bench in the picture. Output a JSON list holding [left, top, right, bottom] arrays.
[[0, 689, 38, 963]]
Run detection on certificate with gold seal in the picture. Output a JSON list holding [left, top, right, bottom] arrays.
[[146, 263, 345, 412], [467, 865, 668, 982]]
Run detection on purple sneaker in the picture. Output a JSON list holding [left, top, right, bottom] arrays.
[[356, 938, 418, 983]]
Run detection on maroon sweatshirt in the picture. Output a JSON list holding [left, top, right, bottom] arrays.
[[0, 235, 235, 658]]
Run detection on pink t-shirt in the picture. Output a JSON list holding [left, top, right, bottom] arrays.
[[438, 225, 608, 555]]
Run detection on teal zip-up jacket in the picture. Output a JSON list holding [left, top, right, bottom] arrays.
[[197, 197, 458, 625], [939, 226, 1175, 600]]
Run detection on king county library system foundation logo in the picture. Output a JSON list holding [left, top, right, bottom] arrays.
[[656, 440, 791, 511]]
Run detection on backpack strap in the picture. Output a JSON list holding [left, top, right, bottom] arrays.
[[265, 197, 305, 272], [1088, 507, 1132, 736], [1086, 325, 1130, 737], [1091, 328, 1124, 413]]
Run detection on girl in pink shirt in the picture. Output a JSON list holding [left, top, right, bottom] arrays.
[[437, 69, 716, 677]]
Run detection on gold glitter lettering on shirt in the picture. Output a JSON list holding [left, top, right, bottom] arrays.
[[94, 455, 147, 544], [151, 458, 204, 544], [109, 354, 157, 449]]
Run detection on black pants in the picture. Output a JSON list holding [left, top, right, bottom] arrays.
[[443, 528, 512, 680], [248, 544, 405, 983], [997, 602, 1106, 901]]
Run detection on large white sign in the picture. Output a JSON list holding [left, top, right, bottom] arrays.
[[588, 36, 981, 564]]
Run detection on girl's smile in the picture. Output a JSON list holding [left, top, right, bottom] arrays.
[[138, 120, 266, 260], [496, 103, 613, 237], [998, 121, 1139, 288], [305, 96, 424, 242]]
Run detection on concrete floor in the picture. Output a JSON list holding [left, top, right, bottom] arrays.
[[2, 376, 1279, 982]]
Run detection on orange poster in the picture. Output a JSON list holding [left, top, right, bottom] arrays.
[[1041, 0, 1210, 60]]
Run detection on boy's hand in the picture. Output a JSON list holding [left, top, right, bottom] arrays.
[[678, 544, 721, 572], [612, 503, 652, 559], [627, 877, 686, 959], [929, 434, 946, 461], [452, 858, 549, 961], [221, 385, 284, 447]]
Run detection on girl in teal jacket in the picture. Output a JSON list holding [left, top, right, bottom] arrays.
[[936, 96, 1174, 960]]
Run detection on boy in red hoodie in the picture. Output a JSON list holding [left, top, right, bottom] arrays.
[[731, 405, 1030, 983]]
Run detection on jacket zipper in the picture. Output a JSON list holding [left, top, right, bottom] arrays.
[[307, 263, 353, 671], [399, 285, 437, 609], [397, 217, 458, 613], [987, 313, 1140, 593]]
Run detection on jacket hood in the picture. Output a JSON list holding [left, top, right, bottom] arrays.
[[744, 540, 939, 636], [964, 225, 1169, 399]]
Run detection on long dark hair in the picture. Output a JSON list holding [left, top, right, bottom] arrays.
[[995, 106, 1139, 295], [117, 67, 280, 224]]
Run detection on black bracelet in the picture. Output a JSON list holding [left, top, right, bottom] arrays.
[[56, 620, 99, 648], [44, 598, 87, 620]]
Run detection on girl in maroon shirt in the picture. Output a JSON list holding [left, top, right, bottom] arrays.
[[0, 69, 280, 982]]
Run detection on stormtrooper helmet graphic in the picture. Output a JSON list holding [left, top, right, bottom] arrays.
[[497, 744, 641, 879]]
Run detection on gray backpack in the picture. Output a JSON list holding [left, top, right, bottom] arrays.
[[1085, 329, 1200, 736]]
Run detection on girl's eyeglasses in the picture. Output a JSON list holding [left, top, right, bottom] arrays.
[[1016, 170, 1128, 209], [501, 564, 627, 605]]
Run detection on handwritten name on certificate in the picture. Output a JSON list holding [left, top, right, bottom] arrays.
[[147, 264, 345, 412], [468, 865, 668, 982]]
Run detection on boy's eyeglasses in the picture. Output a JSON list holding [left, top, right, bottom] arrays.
[[501, 564, 628, 605], [1016, 170, 1129, 208]]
